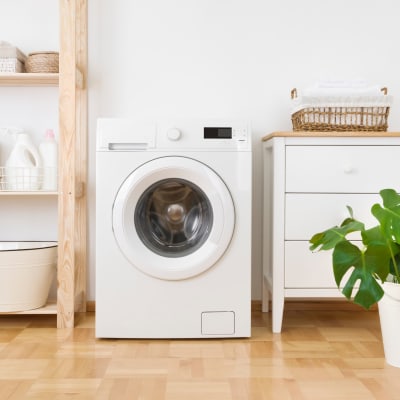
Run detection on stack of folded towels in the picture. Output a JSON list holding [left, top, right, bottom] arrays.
[[292, 79, 392, 114], [303, 79, 383, 97], [0, 41, 27, 73]]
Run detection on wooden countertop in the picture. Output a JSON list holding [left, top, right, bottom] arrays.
[[262, 131, 400, 141]]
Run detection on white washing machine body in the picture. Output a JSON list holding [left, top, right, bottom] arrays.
[[95, 118, 252, 338]]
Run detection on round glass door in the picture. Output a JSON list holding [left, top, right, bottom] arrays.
[[135, 178, 213, 258], [112, 156, 235, 280]]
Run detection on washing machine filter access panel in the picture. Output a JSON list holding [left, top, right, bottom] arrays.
[[201, 311, 235, 335], [95, 118, 252, 338]]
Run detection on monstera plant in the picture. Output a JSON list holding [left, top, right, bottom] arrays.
[[309, 188, 400, 309]]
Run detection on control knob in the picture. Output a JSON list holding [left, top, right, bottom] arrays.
[[166, 128, 182, 141]]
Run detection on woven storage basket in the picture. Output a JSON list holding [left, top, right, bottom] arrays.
[[25, 51, 59, 73], [291, 87, 391, 132]]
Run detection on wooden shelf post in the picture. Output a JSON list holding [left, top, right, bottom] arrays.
[[58, 0, 87, 328]]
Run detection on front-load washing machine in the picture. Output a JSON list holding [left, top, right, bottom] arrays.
[[95, 118, 252, 338]]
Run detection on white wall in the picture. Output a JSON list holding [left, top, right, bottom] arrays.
[[2, 1, 400, 301], [88, 0, 400, 301], [0, 0, 59, 241]]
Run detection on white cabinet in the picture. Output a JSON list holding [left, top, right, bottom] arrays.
[[262, 132, 400, 333]]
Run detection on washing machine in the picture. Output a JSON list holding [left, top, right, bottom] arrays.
[[95, 118, 252, 338]]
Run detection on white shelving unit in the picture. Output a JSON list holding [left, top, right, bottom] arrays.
[[0, 0, 87, 327]]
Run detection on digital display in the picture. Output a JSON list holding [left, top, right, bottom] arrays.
[[204, 127, 232, 139]]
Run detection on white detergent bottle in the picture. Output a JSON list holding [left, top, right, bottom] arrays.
[[39, 129, 58, 191], [5, 132, 42, 191]]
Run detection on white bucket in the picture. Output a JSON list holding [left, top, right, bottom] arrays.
[[0, 241, 57, 312], [378, 281, 400, 368]]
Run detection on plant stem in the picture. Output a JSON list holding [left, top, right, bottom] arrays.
[[388, 240, 400, 282]]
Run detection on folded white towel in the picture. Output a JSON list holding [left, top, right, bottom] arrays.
[[291, 94, 392, 114], [0, 41, 26, 61], [304, 86, 383, 97], [302, 79, 386, 97], [315, 79, 369, 89]]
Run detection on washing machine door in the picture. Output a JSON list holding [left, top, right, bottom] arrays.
[[113, 156, 235, 280]]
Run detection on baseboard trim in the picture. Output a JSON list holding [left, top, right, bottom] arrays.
[[85, 299, 376, 313], [254, 299, 377, 312]]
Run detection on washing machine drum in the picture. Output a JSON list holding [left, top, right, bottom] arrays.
[[112, 156, 235, 280]]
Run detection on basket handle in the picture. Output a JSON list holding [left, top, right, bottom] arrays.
[[291, 87, 387, 97]]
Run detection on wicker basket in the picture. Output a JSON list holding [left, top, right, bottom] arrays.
[[25, 51, 59, 73], [291, 87, 391, 132]]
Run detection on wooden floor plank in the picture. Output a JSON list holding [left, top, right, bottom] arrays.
[[0, 309, 398, 399]]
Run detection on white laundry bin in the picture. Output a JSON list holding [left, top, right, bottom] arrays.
[[0, 241, 57, 312]]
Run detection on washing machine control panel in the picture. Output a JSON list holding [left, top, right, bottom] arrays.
[[97, 118, 251, 152], [154, 119, 251, 151], [159, 122, 250, 150]]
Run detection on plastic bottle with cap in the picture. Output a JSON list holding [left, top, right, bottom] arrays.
[[5, 131, 42, 190], [39, 129, 58, 191]]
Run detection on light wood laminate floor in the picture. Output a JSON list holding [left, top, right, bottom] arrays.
[[0, 309, 398, 400]]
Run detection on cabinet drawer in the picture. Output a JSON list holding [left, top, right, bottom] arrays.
[[285, 241, 344, 289], [286, 146, 400, 193], [285, 193, 380, 240]]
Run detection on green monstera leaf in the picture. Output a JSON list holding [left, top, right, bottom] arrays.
[[371, 189, 400, 280], [309, 191, 400, 310], [332, 239, 389, 309], [309, 206, 364, 251], [372, 189, 400, 241]]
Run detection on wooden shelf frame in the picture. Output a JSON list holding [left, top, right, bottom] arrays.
[[0, 191, 58, 196], [0, 2, 87, 324], [0, 73, 59, 86], [57, 0, 88, 328]]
